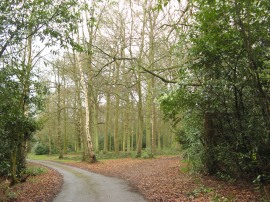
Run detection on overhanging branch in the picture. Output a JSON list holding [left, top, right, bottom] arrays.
[[139, 65, 177, 84], [91, 45, 202, 86]]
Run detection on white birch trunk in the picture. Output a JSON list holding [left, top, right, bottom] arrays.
[[76, 54, 96, 163]]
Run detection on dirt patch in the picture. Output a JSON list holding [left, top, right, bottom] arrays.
[[64, 156, 261, 201], [0, 162, 62, 202]]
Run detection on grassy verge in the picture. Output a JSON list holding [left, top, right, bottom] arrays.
[[27, 148, 183, 162], [28, 152, 133, 163], [27, 153, 82, 162]]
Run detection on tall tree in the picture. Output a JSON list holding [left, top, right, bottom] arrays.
[[161, 0, 270, 182], [55, 62, 64, 159], [0, 0, 80, 185], [76, 52, 96, 162]]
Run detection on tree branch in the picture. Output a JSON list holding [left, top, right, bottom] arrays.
[[139, 65, 177, 83]]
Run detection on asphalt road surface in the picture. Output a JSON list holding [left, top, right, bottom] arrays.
[[34, 160, 147, 202]]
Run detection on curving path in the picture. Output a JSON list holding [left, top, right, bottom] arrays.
[[32, 160, 147, 202]]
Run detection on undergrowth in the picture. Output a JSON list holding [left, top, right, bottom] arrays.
[[0, 164, 47, 201], [23, 165, 46, 176]]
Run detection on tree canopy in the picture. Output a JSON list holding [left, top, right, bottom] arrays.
[[0, 0, 80, 185], [161, 0, 270, 182]]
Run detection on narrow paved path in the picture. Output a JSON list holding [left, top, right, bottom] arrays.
[[33, 160, 147, 202]]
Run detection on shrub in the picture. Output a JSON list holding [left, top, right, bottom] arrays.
[[34, 144, 49, 155], [0, 160, 10, 176], [141, 148, 154, 159]]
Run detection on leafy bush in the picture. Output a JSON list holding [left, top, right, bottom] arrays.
[[141, 148, 154, 159], [0, 160, 10, 176], [34, 144, 49, 155], [160, 0, 270, 185]]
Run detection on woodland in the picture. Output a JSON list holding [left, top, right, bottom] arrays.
[[0, 0, 270, 193]]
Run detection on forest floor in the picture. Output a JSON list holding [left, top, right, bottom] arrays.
[[0, 155, 266, 201], [64, 156, 263, 201], [0, 163, 62, 201]]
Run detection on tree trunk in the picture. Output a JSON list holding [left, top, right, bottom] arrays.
[[113, 61, 120, 154], [151, 77, 157, 153], [10, 148, 18, 186], [77, 53, 96, 163], [123, 95, 130, 152], [75, 75, 82, 153], [114, 94, 120, 154], [135, 0, 147, 157], [63, 77, 67, 154], [126, 100, 132, 152], [136, 72, 144, 157], [17, 29, 33, 176], [48, 135, 52, 156], [57, 68, 63, 159], [146, 80, 152, 149], [104, 93, 110, 153], [148, 7, 157, 155], [93, 101, 99, 152]]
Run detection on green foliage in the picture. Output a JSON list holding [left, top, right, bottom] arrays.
[[161, 0, 270, 184], [34, 144, 49, 155], [22, 166, 46, 176], [187, 184, 213, 198], [211, 193, 230, 202], [97, 152, 131, 159], [0, 160, 10, 176], [0, 67, 42, 179], [0, 0, 82, 183], [141, 148, 154, 159], [0, 0, 81, 58], [160, 90, 205, 172], [154, 0, 173, 11], [6, 191, 17, 200], [155, 147, 182, 156]]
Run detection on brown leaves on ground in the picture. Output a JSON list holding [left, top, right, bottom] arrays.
[[65, 156, 261, 202], [0, 163, 62, 202], [0, 156, 263, 201]]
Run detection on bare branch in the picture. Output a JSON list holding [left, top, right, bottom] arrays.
[[139, 65, 177, 84]]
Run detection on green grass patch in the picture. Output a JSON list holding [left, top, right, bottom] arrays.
[[155, 147, 183, 156], [97, 151, 133, 159], [28, 149, 183, 162], [23, 165, 46, 176], [27, 153, 60, 161], [28, 152, 132, 162], [27, 153, 82, 162]]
